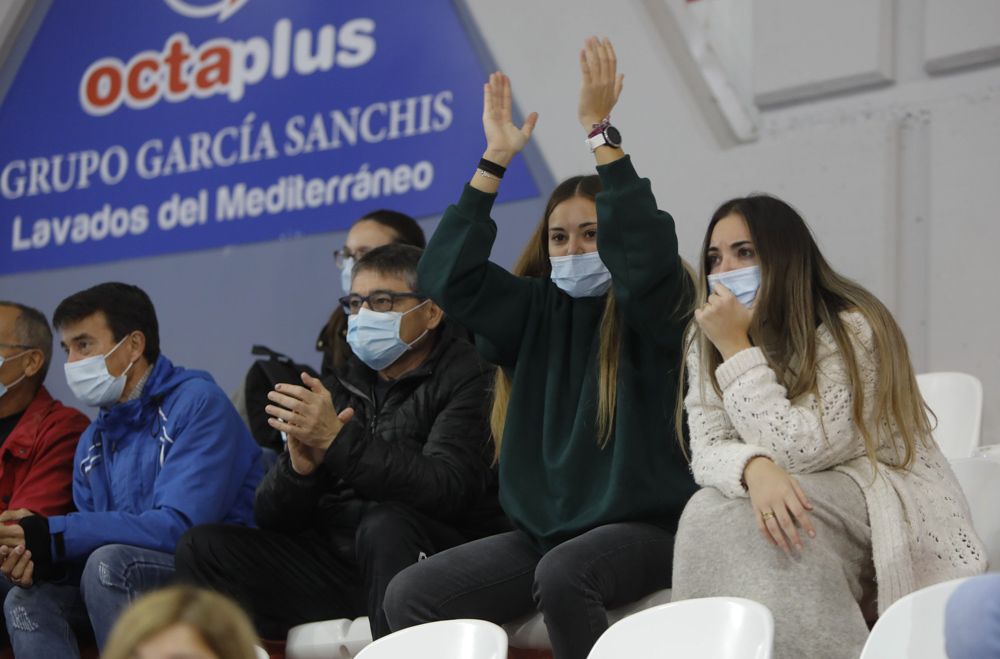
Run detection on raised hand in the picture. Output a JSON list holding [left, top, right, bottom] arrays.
[[579, 37, 624, 130], [481, 71, 538, 167]]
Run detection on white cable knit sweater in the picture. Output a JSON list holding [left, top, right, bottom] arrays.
[[685, 310, 986, 613]]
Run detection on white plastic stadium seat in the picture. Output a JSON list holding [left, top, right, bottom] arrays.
[[917, 372, 983, 459], [354, 619, 507, 659], [586, 597, 773, 659], [950, 457, 1000, 570], [504, 587, 673, 649], [285, 616, 373, 659], [860, 577, 972, 659]]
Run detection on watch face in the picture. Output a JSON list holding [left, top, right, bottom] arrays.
[[604, 126, 622, 147]]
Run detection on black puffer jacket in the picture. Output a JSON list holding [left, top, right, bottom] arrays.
[[255, 321, 504, 551]]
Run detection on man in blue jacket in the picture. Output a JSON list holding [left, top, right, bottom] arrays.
[[0, 282, 262, 655]]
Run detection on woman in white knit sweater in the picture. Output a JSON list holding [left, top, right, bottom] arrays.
[[670, 194, 985, 659]]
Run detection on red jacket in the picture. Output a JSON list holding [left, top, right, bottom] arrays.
[[2, 386, 89, 516]]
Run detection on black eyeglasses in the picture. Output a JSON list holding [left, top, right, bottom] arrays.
[[338, 291, 427, 315], [0, 343, 32, 350], [333, 247, 375, 269]]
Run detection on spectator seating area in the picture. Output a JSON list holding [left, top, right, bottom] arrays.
[[268, 372, 994, 659]]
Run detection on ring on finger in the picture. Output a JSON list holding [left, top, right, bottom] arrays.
[[761, 511, 776, 521]]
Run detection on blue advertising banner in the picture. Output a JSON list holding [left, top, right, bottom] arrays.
[[0, 0, 540, 275]]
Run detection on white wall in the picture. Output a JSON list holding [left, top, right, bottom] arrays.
[[463, 0, 1000, 444]]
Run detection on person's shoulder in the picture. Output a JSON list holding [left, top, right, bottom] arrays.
[[157, 364, 232, 414], [31, 387, 90, 434], [829, 309, 875, 349], [434, 330, 492, 381], [815, 309, 877, 372]]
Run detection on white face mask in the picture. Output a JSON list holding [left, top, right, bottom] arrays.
[[64, 335, 136, 407], [340, 256, 355, 295], [707, 265, 761, 308], [549, 252, 612, 298], [346, 300, 429, 371], [0, 351, 29, 399]]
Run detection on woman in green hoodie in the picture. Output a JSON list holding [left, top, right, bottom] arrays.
[[382, 37, 696, 659]]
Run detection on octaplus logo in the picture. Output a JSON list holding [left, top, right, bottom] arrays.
[[164, 0, 249, 22]]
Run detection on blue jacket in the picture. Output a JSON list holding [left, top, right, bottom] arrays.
[[47, 355, 262, 561]]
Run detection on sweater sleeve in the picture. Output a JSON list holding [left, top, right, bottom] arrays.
[[685, 339, 775, 498], [594, 156, 692, 344], [416, 185, 540, 366], [715, 312, 876, 475]]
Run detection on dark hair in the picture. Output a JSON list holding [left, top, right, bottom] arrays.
[[514, 175, 603, 278], [53, 283, 160, 362], [320, 213, 425, 373], [352, 244, 424, 292], [359, 209, 426, 248], [680, 193, 933, 472], [0, 301, 53, 382]]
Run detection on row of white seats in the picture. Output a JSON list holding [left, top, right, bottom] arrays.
[[283, 371, 995, 658], [324, 573, 985, 659]]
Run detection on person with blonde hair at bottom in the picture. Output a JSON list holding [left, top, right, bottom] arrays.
[[102, 586, 260, 659]]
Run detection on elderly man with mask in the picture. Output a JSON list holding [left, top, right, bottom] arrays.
[[176, 244, 504, 641], [0, 302, 89, 600]]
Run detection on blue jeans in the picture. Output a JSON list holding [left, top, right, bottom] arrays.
[[383, 522, 675, 659], [3, 544, 175, 656], [946, 573, 1000, 659]]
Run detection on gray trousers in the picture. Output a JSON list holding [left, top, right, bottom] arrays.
[[671, 471, 874, 659]]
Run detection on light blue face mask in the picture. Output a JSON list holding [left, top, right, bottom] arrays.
[[0, 351, 29, 399], [346, 300, 430, 371], [707, 265, 761, 308], [549, 252, 612, 298], [340, 256, 355, 295], [63, 335, 135, 407]]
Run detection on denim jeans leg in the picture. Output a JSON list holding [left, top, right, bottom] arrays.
[[79, 543, 176, 650], [4, 579, 89, 658]]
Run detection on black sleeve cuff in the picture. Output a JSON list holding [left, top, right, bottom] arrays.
[[18, 515, 58, 580]]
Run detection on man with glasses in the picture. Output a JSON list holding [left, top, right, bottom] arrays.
[[177, 244, 504, 641], [320, 209, 425, 374], [0, 301, 89, 566]]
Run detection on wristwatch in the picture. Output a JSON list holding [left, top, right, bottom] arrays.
[[586, 123, 622, 152]]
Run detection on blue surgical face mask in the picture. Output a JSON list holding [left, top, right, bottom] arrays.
[[549, 252, 612, 298], [0, 351, 29, 399], [64, 335, 136, 407], [340, 256, 355, 295], [707, 265, 761, 308], [346, 300, 430, 371]]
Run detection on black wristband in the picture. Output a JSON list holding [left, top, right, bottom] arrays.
[[477, 158, 506, 179]]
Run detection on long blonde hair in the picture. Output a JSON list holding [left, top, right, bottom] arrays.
[[102, 586, 261, 659], [490, 176, 621, 459], [677, 195, 933, 472]]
